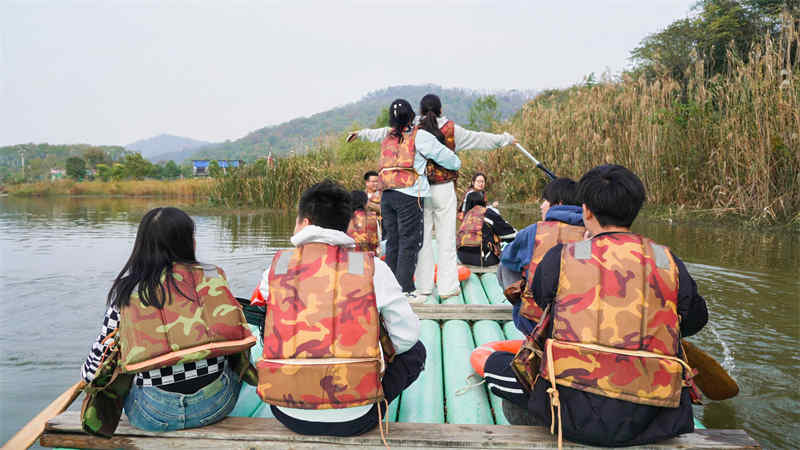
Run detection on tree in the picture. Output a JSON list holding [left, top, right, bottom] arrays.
[[111, 163, 125, 181], [373, 108, 390, 127], [96, 163, 111, 182], [84, 147, 109, 168], [468, 95, 501, 131], [208, 160, 222, 178], [122, 153, 153, 180], [65, 157, 86, 181], [164, 160, 181, 178]]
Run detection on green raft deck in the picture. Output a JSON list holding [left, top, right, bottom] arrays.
[[40, 272, 760, 449]]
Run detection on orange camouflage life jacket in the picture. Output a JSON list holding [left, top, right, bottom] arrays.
[[347, 209, 380, 253], [539, 234, 693, 411], [457, 205, 486, 248], [257, 243, 384, 409], [425, 120, 458, 185], [519, 221, 585, 322], [118, 263, 257, 373], [379, 128, 419, 189]]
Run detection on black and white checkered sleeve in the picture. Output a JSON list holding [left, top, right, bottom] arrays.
[[81, 305, 120, 383]]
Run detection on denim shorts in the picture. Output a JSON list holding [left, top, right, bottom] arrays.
[[123, 366, 242, 431]]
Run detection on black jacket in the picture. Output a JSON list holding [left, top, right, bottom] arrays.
[[457, 207, 516, 266], [528, 232, 708, 446]]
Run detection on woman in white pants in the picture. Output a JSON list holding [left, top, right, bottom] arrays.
[[350, 93, 515, 298]]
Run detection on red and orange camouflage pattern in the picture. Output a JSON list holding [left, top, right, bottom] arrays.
[[520, 221, 585, 322], [379, 128, 419, 189], [425, 120, 458, 185], [347, 209, 380, 253], [457, 205, 486, 248], [257, 243, 384, 409], [539, 233, 688, 408], [118, 263, 256, 373]]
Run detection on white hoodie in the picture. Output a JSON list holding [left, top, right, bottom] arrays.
[[255, 225, 421, 422]]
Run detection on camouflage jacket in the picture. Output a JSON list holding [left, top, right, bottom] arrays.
[[258, 242, 384, 410], [425, 120, 458, 184], [457, 205, 487, 248], [118, 263, 257, 373], [347, 209, 380, 253], [379, 128, 419, 189], [539, 234, 691, 408], [520, 221, 585, 322]]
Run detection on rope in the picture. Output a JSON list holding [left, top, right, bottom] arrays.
[[545, 339, 563, 450], [455, 374, 486, 396], [377, 398, 390, 449]]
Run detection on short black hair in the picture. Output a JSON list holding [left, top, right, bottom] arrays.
[[542, 177, 579, 206], [298, 180, 353, 232], [364, 171, 379, 181], [577, 165, 645, 228], [350, 190, 368, 211]]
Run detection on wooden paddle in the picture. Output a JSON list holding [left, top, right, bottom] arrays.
[[682, 339, 739, 401], [2, 380, 85, 450]]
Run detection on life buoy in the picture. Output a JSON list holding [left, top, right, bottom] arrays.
[[457, 265, 471, 281], [470, 340, 523, 377]]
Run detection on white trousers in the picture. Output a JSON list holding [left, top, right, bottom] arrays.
[[414, 181, 460, 296]]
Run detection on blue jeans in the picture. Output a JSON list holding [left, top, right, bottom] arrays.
[[381, 189, 423, 292], [123, 366, 241, 431]]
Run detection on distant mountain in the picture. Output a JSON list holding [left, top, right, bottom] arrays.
[[125, 134, 211, 162], [192, 84, 537, 162]]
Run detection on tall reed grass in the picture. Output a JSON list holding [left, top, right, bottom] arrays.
[[7, 179, 214, 198], [217, 23, 798, 223]]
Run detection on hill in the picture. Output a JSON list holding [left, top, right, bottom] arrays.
[[192, 84, 536, 161], [125, 134, 210, 162]]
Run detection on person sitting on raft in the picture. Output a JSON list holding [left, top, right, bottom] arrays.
[[458, 172, 499, 221], [456, 190, 516, 267], [483, 165, 708, 447], [80, 207, 256, 433], [497, 177, 585, 335], [251, 180, 426, 437], [347, 190, 381, 254], [349, 94, 515, 301]]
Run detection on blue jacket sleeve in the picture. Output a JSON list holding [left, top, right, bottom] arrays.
[[500, 223, 536, 272]]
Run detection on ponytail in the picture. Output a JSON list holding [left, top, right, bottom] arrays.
[[418, 94, 447, 145]]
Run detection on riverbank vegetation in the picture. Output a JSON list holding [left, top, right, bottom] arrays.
[[5, 178, 213, 198]]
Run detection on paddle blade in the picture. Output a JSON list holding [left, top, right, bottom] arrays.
[[682, 340, 739, 401]]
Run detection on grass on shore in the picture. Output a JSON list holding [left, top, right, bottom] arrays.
[[5, 178, 214, 198]]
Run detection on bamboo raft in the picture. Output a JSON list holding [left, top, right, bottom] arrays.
[[37, 272, 760, 449]]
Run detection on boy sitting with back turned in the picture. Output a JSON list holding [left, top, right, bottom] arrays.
[[251, 180, 425, 436]]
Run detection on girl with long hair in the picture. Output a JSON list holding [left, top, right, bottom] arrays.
[[80, 207, 254, 432], [350, 93, 516, 299]]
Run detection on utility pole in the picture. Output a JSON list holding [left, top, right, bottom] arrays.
[[19, 149, 25, 179]]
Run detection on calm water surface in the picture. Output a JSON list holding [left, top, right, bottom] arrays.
[[1, 197, 797, 448]]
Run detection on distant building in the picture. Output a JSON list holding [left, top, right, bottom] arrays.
[[50, 168, 66, 181], [192, 160, 243, 176]]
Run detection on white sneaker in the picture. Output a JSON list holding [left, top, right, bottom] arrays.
[[439, 288, 462, 300], [405, 292, 428, 304]]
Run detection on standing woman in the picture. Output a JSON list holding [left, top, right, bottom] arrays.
[[351, 94, 515, 298], [371, 99, 461, 300], [80, 207, 256, 432]]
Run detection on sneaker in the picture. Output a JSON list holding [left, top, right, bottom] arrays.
[[404, 292, 428, 304], [438, 288, 462, 300]]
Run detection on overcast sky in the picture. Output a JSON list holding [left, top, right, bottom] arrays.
[[0, 0, 697, 147]]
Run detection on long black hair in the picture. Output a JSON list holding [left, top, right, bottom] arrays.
[[418, 94, 447, 145], [350, 190, 368, 212], [388, 99, 415, 143], [465, 190, 487, 212], [108, 207, 198, 309]]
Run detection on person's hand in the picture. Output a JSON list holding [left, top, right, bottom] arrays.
[[491, 200, 499, 208], [346, 132, 358, 143]]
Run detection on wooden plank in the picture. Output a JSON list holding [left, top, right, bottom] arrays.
[[41, 411, 760, 449], [411, 303, 513, 320]]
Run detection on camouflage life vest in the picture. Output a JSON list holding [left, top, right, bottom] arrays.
[[257, 243, 384, 409], [347, 209, 380, 253], [457, 205, 486, 248], [118, 263, 257, 373], [540, 234, 693, 409], [519, 221, 585, 322], [379, 128, 419, 189], [425, 120, 458, 185]]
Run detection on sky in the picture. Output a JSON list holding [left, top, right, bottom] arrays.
[[0, 0, 698, 147]]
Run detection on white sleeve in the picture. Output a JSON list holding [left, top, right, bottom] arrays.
[[373, 257, 420, 354], [356, 127, 390, 143], [453, 124, 514, 151]]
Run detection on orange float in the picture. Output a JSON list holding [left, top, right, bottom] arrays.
[[469, 340, 523, 377], [457, 265, 471, 281]]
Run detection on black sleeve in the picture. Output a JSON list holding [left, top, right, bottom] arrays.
[[485, 209, 516, 241], [672, 252, 708, 337], [532, 243, 564, 311]]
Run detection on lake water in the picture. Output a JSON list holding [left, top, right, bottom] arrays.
[[0, 196, 797, 448]]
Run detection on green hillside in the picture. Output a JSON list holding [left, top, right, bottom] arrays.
[[192, 84, 535, 162], [0, 143, 129, 182]]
